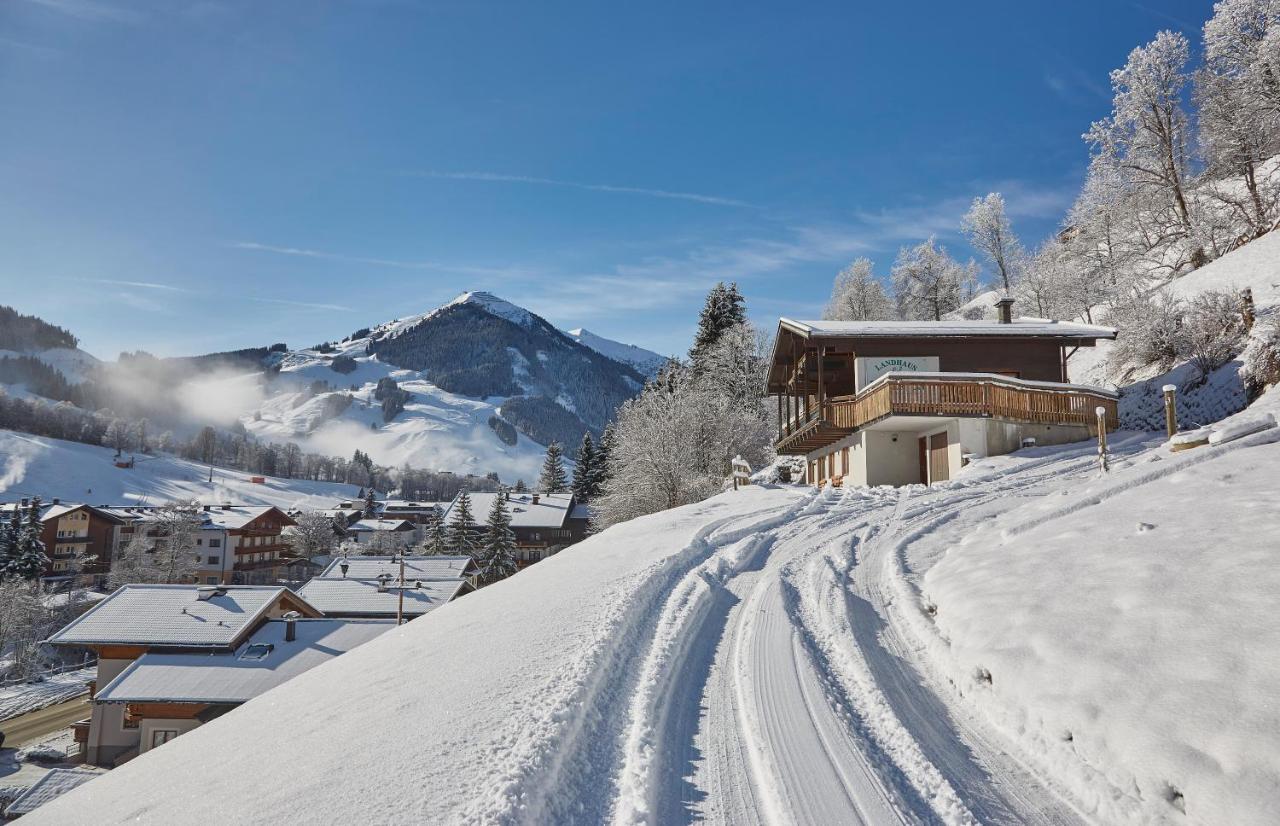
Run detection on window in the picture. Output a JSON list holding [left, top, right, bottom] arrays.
[[196, 538, 203, 546], [150, 729, 179, 748], [207, 556, 220, 566], [205, 576, 219, 585], [239, 643, 274, 661], [209, 538, 221, 548], [527, 549, 542, 562]]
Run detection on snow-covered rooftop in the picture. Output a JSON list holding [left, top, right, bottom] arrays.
[[94, 618, 395, 704], [448, 492, 578, 529], [46, 585, 316, 648], [349, 518, 414, 533], [780, 317, 1117, 340], [296, 577, 467, 617], [317, 555, 475, 580], [3, 768, 100, 817]]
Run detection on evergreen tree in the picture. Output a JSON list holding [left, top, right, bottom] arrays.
[[596, 422, 617, 488], [538, 441, 569, 493], [481, 489, 519, 584], [8, 498, 48, 581], [572, 433, 602, 501], [447, 489, 479, 556], [513, 478, 528, 493], [690, 282, 747, 360], [0, 506, 18, 575], [425, 505, 449, 555], [363, 487, 377, 519]]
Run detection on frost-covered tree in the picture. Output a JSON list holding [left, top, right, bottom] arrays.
[[891, 237, 978, 320], [424, 504, 449, 555], [690, 281, 747, 362], [108, 502, 202, 587], [7, 498, 48, 581], [1018, 240, 1067, 318], [0, 578, 51, 680], [571, 433, 603, 501], [1196, 0, 1280, 242], [538, 441, 569, 493], [286, 511, 339, 559], [1085, 31, 1198, 259], [962, 193, 1024, 294], [823, 258, 895, 321], [363, 488, 377, 519], [481, 489, 518, 584], [447, 489, 479, 556], [1182, 289, 1250, 382], [595, 322, 771, 529]]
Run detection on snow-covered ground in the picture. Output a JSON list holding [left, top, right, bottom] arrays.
[[0, 429, 359, 509], [565, 328, 667, 378], [29, 400, 1279, 824], [0, 668, 93, 723]]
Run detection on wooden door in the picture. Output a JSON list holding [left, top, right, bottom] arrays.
[[928, 431, 950, 483], [917, 437, 928, 484]]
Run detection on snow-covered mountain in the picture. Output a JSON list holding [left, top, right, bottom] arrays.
[[242, 291, 646, 482], [564, 327, 667, 378]]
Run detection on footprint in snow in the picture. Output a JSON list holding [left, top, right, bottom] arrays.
[[1136, 522, 1156, 533]]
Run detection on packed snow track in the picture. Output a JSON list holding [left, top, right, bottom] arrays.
[[606, 441, 1136, 826]]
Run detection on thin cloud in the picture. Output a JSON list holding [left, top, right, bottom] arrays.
[[415, 171, 759, 209], [19, 0, 143, 23], [231, 241, 530, 278], [79, 277, 193, 292], [248, 296, 353, 312]]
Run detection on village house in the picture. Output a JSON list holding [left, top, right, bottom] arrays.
[[766, 299, 1119, 486], [45, 583, 320, 766], [0, 500, 125, 586], [296, 577, 469, 619], [378, 499, 451, 523], [90, 616, 394, 757], [342, 517, 417, 551], [104, 504, 297, 586], [444, 491, 591, 566]]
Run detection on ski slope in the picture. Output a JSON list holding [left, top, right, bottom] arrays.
[[0, 429, 359, 509], [29, 415, 1280, 824]]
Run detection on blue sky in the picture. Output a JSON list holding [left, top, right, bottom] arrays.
[[0, 0, 1215, 359]]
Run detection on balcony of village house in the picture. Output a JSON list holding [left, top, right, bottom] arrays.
[[774, 371, 1119, 456]]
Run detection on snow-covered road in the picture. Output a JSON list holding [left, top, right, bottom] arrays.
[[616, 437, 1156, 826]]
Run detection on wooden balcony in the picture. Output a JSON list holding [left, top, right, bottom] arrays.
[[776, 373, 1119, 456]]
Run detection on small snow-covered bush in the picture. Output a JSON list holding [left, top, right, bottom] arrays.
[[1182, 290, 1248, 384], [1106, 291, 1186, 381], [1241, 319, 1280, 393]]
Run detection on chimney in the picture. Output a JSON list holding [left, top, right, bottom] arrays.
[[376, 573, 392, 593], [20, 498, 29, 508], [51, 498, 60, 506], [532, 493, 540, 505], [339, 558, 350, 578], [283, 610, 301, 642], [204, 505, 211, 512], [995, 296, 1015, 324]]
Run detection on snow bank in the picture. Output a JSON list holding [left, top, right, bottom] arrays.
[[28, 486, 806, 825], [923, 436, 1280, 823]]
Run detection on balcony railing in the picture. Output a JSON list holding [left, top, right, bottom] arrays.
[[776, 372, 1119, 455]]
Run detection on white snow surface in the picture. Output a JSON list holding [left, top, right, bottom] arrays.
[[0, 347, 99, 385], [0, 668, 93, 723], [28, 398, 1280, 825], [0, 429, 359, 509], [565, 328, 667, 378]]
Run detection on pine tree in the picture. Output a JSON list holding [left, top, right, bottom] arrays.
[[596, 422, 617, 488], [572, 433, 602, 501], [513, 478, 528, 493], [8, 498, 49, 581], [0, 506, 17, 575], [481, 489, 518, 584], [538, 442, 568, 493], [363, 487, 377, 519], [691, 282, 748, 360], [447, 489, 479, 556], [425, 505, 449, 555]]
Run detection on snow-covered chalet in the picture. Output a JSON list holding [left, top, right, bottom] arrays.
[[766, 298, 1119, 485]]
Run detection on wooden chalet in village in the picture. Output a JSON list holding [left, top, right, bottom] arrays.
[[767, 298, 1119, 486]]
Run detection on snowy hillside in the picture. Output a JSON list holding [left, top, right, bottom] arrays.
[[239, 291, 643, 482], [565, 327, 667, 378], [0, 429, 359, 509]]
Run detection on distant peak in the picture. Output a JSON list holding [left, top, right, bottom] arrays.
[[448, 291, 533, 327]]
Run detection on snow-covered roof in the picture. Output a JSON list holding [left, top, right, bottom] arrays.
[[569, 502, 593, 521], [779, 317, 1117, 340], [3, 768, 100, 817], [96, 504, 287, 531], [296, 578, 467, 618], [349, 518, 414, 533], [317, 555, 476, 580], [94, 618, 395, 704], [46, 584, 317, 649], [448, 492, 575, 529]]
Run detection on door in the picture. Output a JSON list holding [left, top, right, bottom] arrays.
[[928, 431, 950, 484], [918, 437, 928, 484]]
